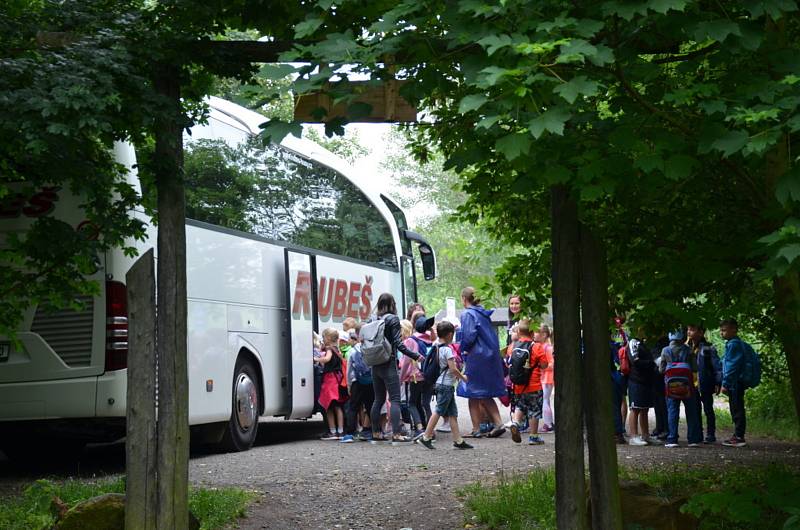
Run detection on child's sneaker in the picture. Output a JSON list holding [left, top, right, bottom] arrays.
[[540, 424, 554, 434], [340, 434, 355, 443], [453, 440, 473, 450], [479, 422, 491, 434], [435, 422, 452, 433], [628, 436, 647, 446], [722, 436, 746, 447], [320, 432, 339, 441], [510, 422, 522, 444], [519, 418, 530, 433], [664, 442, 679, 448], [412, 430, 425, 442], [356, 431, 373, 442], [528, 436, 545, 445], [487, 426, 507, 438], [415, 436, 435, 450], [703, 436, 716, 444]]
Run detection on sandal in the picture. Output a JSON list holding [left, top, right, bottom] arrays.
[[392, 434, 413, 443], [465, 431, 483, 438]]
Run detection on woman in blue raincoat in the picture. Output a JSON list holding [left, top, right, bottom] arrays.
[[457, 287, 507, 438]]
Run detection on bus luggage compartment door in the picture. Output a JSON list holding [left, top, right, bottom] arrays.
[[284, 250, 316, 419]]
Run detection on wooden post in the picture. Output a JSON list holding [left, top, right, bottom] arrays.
[[550, 185, 587, 530], [579, 226, 623, 530], [125, 249, 157, 530], [153, 64, 189, 530]]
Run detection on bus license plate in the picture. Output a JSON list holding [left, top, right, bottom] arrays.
[[0, 343, 9, 362]]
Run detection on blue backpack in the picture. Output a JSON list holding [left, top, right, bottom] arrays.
[[421, 344, 442, 387], [739, 340, 761, 389], [349, 347, 372, 385]]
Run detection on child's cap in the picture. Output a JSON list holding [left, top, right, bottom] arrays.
[[414, 315, 435, 334], [338, 330, 350, 341]]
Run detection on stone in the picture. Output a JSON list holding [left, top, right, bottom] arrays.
[[618, 480, 699, 530], [55, 493, 200, 530], [55, 493, 125, 530]]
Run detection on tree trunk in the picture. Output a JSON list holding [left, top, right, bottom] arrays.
[[550, 185, 587, 530], [125, 249, 158, 530], [774, 271, 800, 424], [579, 226, 623, 530], [153, 65, 189, 530]]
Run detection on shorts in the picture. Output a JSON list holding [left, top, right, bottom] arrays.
[[516, 390, 543, 420], [628, 381, 654, 409], [435, 384, 458, 418]]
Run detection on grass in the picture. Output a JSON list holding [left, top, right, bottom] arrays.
[[459, 465, 800, 530], [0, 476, 256, 530], [713, 407, 800, 442], [458, 467, 556, 530]]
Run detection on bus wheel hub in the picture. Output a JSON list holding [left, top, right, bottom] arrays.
[[235, 374, 257, 431]]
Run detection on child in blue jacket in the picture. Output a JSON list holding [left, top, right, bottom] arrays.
[[687, 324, 722, 443]]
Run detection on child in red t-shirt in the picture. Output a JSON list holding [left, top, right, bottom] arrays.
[[510, 319, 549, 445]]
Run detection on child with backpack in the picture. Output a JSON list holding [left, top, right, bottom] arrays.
[[687, 324, 722, 444], [625, 331, 657, 445], [658, 329, 702, 448], [341, 324, 375, 443], [415, 321, 473, 450], [400, 319, 426, 436], [508, 319, 549, 445], [720, 318, 760, 447], [318, 328, 349, 440]]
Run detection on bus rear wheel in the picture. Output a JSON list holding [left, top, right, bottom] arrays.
[[219, 357, 260, 452]]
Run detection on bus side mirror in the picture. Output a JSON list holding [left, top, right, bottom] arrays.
[[418, 243, 436, 281]]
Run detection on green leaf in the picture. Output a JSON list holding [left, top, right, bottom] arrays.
[[479, 66, 522, 87], [495, 133, 531, 161], [710, 129, 749, 157], [458, 94, 489, 114], [743, 0, 798, 19], [574, 19, 604, 38], [257, 63, 298, 81], [295, 17, 324, 39], [602, 1, 649, 20], [528, 107, 572, 138], [647, 0, 689, 14], [693, 20, 742, 42], [664, 154, 697, 180], [556, 39, 597, 64], [477, 34, 514, 56], [776, 167, 800, 206], [259, 120, 303, 143], [588, 45, 615, 66], [634, 154, 664, 173], [553, 76, 599, 103], [699, 100, 727, 115], [476, 115, 503, 130]]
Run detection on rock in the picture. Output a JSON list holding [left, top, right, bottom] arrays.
[[55, 493, 201, 530], [618, 480, 699, 530], [55, 493, 125, 530]]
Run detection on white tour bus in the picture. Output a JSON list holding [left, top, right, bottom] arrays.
[[0, 96, 436, 455]]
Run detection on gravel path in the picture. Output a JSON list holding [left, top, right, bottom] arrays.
[[2, 396, 799, 530]]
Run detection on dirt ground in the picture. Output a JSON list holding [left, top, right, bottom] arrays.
[[1, 396, 798, 530]]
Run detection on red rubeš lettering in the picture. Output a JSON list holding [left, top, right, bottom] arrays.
[[331, 279, 349, 320]]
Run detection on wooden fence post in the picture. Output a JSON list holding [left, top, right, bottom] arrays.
[[125, 248, 157, 530]]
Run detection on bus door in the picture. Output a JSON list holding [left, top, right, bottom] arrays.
[[284, 249, 317, 419], [400, 255, 416, 318]]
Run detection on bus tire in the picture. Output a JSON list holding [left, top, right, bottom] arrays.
[[219, 357, 260, 452]]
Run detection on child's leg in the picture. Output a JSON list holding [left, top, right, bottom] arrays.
[[424, 411, 441, 439], [335, 404, 344, 432], [448, 415, 463, 443], [542, 384, 554, 426], [627, 409, 638, 437], [409, 382, 425, 430], [326, 408, 336, 432], [512, 406, 524, 425], [638, 409, 649, 439]]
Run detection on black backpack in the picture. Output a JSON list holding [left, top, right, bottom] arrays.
[[509, 340, 533, 385], [421, 344, 442, 387]]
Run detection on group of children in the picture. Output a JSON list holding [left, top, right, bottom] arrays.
[[312, 312, 559, 449], [614, 318, 756, 448]]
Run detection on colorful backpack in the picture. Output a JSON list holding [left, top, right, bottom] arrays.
[[509, 341, 533, 386], [664, 345, 693, 399]]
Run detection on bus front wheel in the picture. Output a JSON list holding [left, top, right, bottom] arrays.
[[219, 357, 260, 452]]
